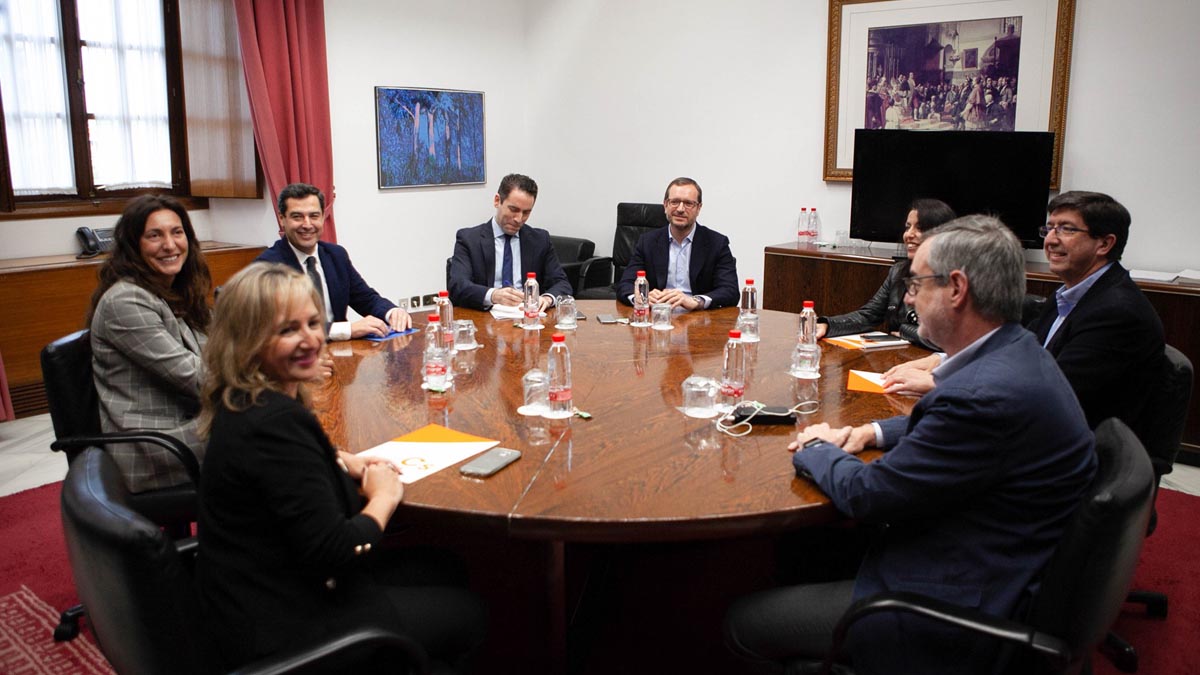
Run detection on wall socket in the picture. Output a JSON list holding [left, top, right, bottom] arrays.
[[421, 293, 436, 307], [409, 295, 422, 308], [396, 297, 410, 309]]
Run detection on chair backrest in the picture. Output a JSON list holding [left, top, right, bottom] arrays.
[[1137, 345, 1193, 478], [613, 202, 667, 283], [61, 447, 212, 675], [40, 329, 102, 446], [1020, 418, 1155, 671], [548, 235, 595, 264]]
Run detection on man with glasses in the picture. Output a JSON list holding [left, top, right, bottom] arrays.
[[725, 216, 1096, 674], [615, 177, 739, 310], [448, 173, 572, 311], [883, 191, 1165, 441]]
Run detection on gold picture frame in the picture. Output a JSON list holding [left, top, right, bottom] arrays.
[[823, 0, 1076, 189]]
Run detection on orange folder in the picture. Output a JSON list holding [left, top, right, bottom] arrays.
[[847, 370, 886, 394]]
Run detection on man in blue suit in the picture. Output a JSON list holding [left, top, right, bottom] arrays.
[[724, 216, 1097, 674], [448, 173, 572, 311], [256, 183, 410, 340], [616, 177, 739, 310]]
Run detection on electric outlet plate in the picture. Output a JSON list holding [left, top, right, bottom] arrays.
[[409, 295, 422, 308], [421, 293, 436, 307], [396, 297, 410, 309]]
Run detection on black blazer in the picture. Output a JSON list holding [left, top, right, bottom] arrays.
[[615, 224, 739, 308], [197, 390, 399, 666], [447, 221, 573, 310], [820, 259, 938, 350], [256, 239, 396, 323], [1028, 262, 1165, 438]]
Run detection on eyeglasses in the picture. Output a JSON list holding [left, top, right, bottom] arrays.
[[903, 273, 947, 295], [666, 199, 700, 210], [1039, 223, 1090, 238]]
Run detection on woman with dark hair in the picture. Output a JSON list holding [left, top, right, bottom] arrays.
[[88, 195, 212, 492], [196, 264, 485, 671], [816, 199, 956, 349]]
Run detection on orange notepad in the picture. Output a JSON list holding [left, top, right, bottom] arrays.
[[825, 333, 910, 350], [358, 424, 498, 483], [847, 370, 887, 394]]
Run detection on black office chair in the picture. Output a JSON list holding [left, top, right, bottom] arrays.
[[1103, 344, 1193, 672], [814, 418, 1155, 675], [548, 234, 609, 296], [41, 328, 200, 640], [61, 447, 430, 675], [576, 202, 668, 299]]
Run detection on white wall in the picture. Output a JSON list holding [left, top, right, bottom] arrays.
[[5, 0, 1197, 309]]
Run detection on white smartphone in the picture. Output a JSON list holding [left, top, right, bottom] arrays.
[[460, 447, 521, 477]]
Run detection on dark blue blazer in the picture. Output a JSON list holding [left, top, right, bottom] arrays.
[[794, 323, 1096, 673], [1028, 262, 1165, 440], [615, 224, 739, 308], [447, 221, 572, 310], [256, 239, 395, 323]]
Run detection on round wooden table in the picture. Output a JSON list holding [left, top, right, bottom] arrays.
[[313, 299, 928, 543]]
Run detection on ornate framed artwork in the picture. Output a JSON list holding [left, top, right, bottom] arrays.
[[823, 0, 1076, 188], [375, 86, 486, 189]]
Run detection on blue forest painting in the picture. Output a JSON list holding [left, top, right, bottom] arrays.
[[375, 87, 485, 188]]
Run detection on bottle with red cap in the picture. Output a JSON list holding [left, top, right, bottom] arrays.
[[545, 333, 573, 418], [719, 329, 746, 412], [522, 272, 541, 329], [736, 278, 760, 342], [423, 313, 450, 389], [435, 290, 455, 352], [791, 300, 821, 378], [631, 270, 651, 326]]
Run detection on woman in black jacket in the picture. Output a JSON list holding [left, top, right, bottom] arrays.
[[816, 199, 956, 349], [195, 263, 485, 672]]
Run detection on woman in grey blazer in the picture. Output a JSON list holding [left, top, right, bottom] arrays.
[[87, 195, 212, 492]]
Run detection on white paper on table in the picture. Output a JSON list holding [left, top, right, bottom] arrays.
[[1128, 269, 1178, 282], [489, 304, 547, 320], [359, 439, 498, 483]]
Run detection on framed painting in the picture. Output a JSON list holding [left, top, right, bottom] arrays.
[[823, 0, 1076, 188], [375, 86, 486, 189]]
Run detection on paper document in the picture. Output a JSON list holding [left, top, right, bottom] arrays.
[[1128, 269, 1178, 283], [489, 304, 547, 320], [358, 424, 498, 483], [824, 333, 910, 350], [847, 370, 887, 394], [1177, 269, 1200, 286]]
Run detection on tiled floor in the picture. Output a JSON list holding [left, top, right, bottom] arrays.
[[2, 412, 1199, 498]]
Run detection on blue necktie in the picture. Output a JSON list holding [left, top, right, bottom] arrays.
[[501, 234, 514, 287]]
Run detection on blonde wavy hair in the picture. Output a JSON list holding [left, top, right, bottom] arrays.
[[199, 263, 325, 438]]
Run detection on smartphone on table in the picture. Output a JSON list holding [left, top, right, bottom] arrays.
[[460, 447, 521, 477]]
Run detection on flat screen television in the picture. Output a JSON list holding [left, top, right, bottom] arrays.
[[849, 129, 1054, 249]]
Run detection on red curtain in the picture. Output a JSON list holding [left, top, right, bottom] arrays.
[[234, 0, 338, 242]]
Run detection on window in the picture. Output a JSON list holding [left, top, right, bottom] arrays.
[[0, 0, 197, 216]]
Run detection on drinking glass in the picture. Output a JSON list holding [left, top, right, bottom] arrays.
[[651, 303, 673, 331], [555, 295, 578, 330]]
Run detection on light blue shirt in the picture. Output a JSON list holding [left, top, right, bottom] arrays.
[[485, 218, 522, 306], [1043, 262, 1113, 347], [666, 226, 711, 309]]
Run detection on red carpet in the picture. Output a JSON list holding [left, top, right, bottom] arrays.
[[0, 481, 1196, 673]]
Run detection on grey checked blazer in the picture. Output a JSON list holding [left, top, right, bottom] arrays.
[[91, 280, 207, 492]]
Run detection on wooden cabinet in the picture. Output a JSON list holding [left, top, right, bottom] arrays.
[[764, 242, 1200, 461], [0, 242, 263, 417]]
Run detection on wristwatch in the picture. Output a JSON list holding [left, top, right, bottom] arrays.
[[802, 437, 826, 450]]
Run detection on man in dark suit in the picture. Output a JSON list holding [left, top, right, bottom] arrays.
[[256, 183, 410, 340], [884, 191, 1166, 442], [447, 173, 572, 311], [1028, 191, 1166, 439], [724, 216, 1097, 674], [616, 177, 738, 310]]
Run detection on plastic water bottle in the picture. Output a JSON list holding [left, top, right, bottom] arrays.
[[810, 208, 823, 243], [423, 314, 450, 389], [631, 270, 651, 326], [791, 300, 821, 378], [435, 290, 455, 351], [796, 207, 812, 246], [719, 329, 746, 412], [523, 272, 541, 329], [545, 333, 573, 418], [739, 278, 757, 315]]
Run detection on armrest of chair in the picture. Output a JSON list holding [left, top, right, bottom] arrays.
[[820, 591, 1071, 675], [52, 432, 201, 486], [578, 256, 613, 288], [230, 626, 431, 675]]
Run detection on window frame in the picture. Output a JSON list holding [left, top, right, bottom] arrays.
[[0, 0, 207, 219]]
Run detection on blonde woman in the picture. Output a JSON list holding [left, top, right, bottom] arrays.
[[195, 263, 484, 671]]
